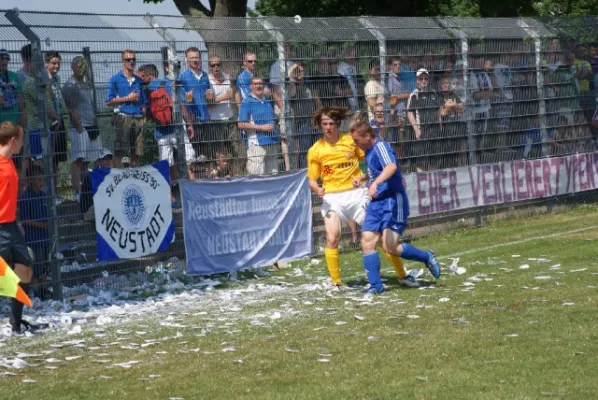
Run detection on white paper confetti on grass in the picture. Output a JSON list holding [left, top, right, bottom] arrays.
[[335, 321, 347, 326], [285, 348, 300, 353], [354, 315, 365, 321], [562, 302, 575, 306], [407, 315, 420, 319], [65, 356, 82, 361], [447, 258, 467, 275], [316, 358, 329, 363], [112, 361, 140, 369], [22, 379, 36, 383], [11, 358, 30, 369], [512, 255, 521, 258], [416, 376, 428, 382], [505, 333, 519, 338], [534, 276, 552, 280], [569, 268, 588, 273], [439, 297, 450, 303], [222, 347, 236, 352], [519, 264, 530, 270]]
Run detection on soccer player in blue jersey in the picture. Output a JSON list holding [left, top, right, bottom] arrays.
[[351, 120, 441, 295]]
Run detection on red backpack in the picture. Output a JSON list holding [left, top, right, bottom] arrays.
[[149, 81, 173, 126]]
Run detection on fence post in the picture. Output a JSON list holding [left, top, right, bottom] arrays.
[[5, 8, 63, 300], [519, 20, 553, 214], [518, 20, 548, 157], [359, 18, 389, 117], [440, 19, 483, 226], [143, 14, 188, 182], [256, 17, 291, 172], [82, 47, 99, 118]]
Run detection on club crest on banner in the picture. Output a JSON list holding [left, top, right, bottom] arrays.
[[123, 185, 146, 227], [91, 160, 175, 261]]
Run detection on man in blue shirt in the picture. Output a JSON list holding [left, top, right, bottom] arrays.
[[106, 49, 146, 168], [351, 121, 441, 295], [237, 76, 280, 175], [179, 47, 214, 160]]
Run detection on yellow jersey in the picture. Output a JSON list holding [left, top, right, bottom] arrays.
[[307, 133, 365, 193]]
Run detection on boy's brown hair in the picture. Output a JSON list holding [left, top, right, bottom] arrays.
[[0, 122, 23, 146]]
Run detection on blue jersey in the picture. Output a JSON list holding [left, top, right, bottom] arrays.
[[365, 139, 406, 201], [362, 139, 409, 234]]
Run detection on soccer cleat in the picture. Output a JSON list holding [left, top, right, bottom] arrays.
[[398, 275, 420, 288], [325, 282, 343, 292], [363, 285, 385, 296], [10, 319, 42, 335], [425, 250, 441, 279]]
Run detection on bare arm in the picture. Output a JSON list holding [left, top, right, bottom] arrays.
[[238, 121, 273, 132], [407, 110, 421, 139], [374, 163, 398, 186]]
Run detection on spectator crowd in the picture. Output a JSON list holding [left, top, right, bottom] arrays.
[[1, 38, 598, 293]]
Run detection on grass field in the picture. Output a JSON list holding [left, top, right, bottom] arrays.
[[2, 205, 598, 400]]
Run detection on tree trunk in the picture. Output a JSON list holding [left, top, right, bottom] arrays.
[[172, 0, 248, 17]]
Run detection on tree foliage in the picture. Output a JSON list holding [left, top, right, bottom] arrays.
[[254, 0, 594, 18]]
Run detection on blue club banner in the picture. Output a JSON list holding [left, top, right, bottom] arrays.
[[91, 160, 175, 261], [181, 170, 313, 275]]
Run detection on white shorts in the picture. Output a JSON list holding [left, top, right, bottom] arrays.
[[246, 144, 280, 175], [69, 128, 102, 162], [158, 133, 196, 166], [321, 187, 369, 225]]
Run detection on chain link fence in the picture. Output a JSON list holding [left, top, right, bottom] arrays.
[[1, 9, 597, 300]]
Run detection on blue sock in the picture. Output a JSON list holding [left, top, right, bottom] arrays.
[[400, 243, 430, 264], [363, 252, 383, 290]]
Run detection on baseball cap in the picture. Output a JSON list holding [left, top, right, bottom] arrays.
[[0, 49, 10, 60], [99, 149, 114, 160], [416, 68, 429, 77], [191, 154, 209, 164]]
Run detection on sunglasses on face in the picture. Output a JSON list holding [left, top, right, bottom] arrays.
[[210, 63, 221, 67], [246, 60, 257, 64], [123, 58, 136, 63]]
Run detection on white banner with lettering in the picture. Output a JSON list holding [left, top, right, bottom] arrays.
[[405, 152, 598, 217], [91, 160, 175, 261]]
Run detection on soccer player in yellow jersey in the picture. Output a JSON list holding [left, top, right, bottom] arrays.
[[307, 107, 366, 288], [307, 107, 415, 289]]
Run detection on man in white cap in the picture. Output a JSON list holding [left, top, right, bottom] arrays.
[[407, 68, 442, 171]]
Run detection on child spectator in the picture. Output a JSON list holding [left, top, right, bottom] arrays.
[[210, 150, 231, 180], [18, 164, 49, 297]]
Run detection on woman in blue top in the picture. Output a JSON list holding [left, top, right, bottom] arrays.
[[351, 120, 441, 295]]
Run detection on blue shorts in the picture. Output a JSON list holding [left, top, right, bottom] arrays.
[[362, 194, 409, 235], [28, 130, 43, 160]]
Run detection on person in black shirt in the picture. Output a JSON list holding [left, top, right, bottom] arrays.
[[407, 69, 443, 171]]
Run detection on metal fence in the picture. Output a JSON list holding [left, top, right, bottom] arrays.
[[1, 9, 597, 300]]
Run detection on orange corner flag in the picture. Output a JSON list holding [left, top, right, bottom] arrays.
[[0, 256, 33, 308]]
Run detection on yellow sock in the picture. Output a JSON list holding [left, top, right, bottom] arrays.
[[384, 251, 406, 279], [324, 247, 341, 285]]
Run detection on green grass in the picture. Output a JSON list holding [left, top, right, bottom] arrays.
[[3, 205, 598, 399]]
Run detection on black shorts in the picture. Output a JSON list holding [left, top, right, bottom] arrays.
[[0, 222, 34, 268]]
